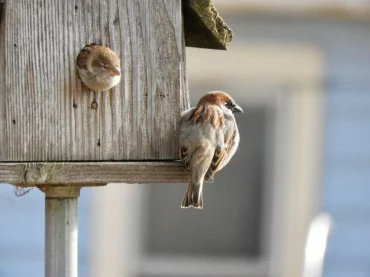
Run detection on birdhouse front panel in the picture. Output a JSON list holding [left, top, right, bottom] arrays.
[[0, 0, 189, 162]]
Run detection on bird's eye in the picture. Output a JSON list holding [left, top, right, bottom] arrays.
[[99, 63, 108, 70], [225, 101, 235, 109]]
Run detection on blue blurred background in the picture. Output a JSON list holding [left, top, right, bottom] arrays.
[[2, 1, 370, 277]]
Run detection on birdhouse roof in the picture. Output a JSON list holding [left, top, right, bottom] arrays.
[[183, 0, 233, 50], [0, 0, 232, 50]]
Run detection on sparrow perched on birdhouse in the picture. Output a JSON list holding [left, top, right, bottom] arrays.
[[179, 91, 243, 209], [77, 44, 121, 91]]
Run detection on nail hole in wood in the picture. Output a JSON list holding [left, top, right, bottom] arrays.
[[91, 101, 98, 110], [97, 139, 101, 147], [12, 119, 16, 124], [73, 103, 78, 109]]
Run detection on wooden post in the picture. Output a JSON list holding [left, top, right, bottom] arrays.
[[45, 187, 80, 277]]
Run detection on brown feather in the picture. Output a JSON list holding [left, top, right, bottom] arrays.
[[191, 106, 204, 123], [205, 119, 237, 180], [179, 145, 190, 170], [179, 145, 187, 161], [189, 105, 225, 128], [188, 90, 234, 128], [77, 44, 120, 70], [197, 91, 233, 107], [76, 46, 93, 70]]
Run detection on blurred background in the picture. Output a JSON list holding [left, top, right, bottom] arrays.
[[1, 0, 370, 276]]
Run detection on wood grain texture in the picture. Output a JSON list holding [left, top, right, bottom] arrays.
[[0, 0, 189, 162], [0, 0, 5, 161], [0, 162, 189, 186]]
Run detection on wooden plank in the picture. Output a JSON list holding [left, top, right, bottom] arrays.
[[0, 0, 6, 161], [0, 0, 189, 162], [0, 162, 189, 186]]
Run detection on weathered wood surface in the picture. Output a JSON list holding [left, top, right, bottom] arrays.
[[0, 0, 189, 162], [0, 162, 188, 186], [0, 1, 5, 161]]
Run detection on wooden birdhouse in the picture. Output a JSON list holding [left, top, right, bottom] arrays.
[[0, 0, 232, 276]]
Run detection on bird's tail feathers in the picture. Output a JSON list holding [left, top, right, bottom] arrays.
[[181, 182, 203, 209]]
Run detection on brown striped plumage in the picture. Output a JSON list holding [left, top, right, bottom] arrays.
[[178, 91, 243, 209], [189, 105, 225, 129], [77, 44, 121, 91]]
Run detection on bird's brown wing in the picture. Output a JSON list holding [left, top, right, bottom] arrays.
[[76, 44, 101, 70], [179, 145, 190, 170], [179, 145, 187, 161], [205, 146, 227, 181], [205, 121, 236, 181]]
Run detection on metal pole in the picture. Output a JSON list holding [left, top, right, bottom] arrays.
[[45, 187, 81, 277]]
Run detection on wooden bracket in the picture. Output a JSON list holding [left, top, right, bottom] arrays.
[[0, 161, 188, 187]]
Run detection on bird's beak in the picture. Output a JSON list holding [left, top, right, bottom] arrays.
[[232, 104, 243, 113], [110, 67, 121, 76]]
